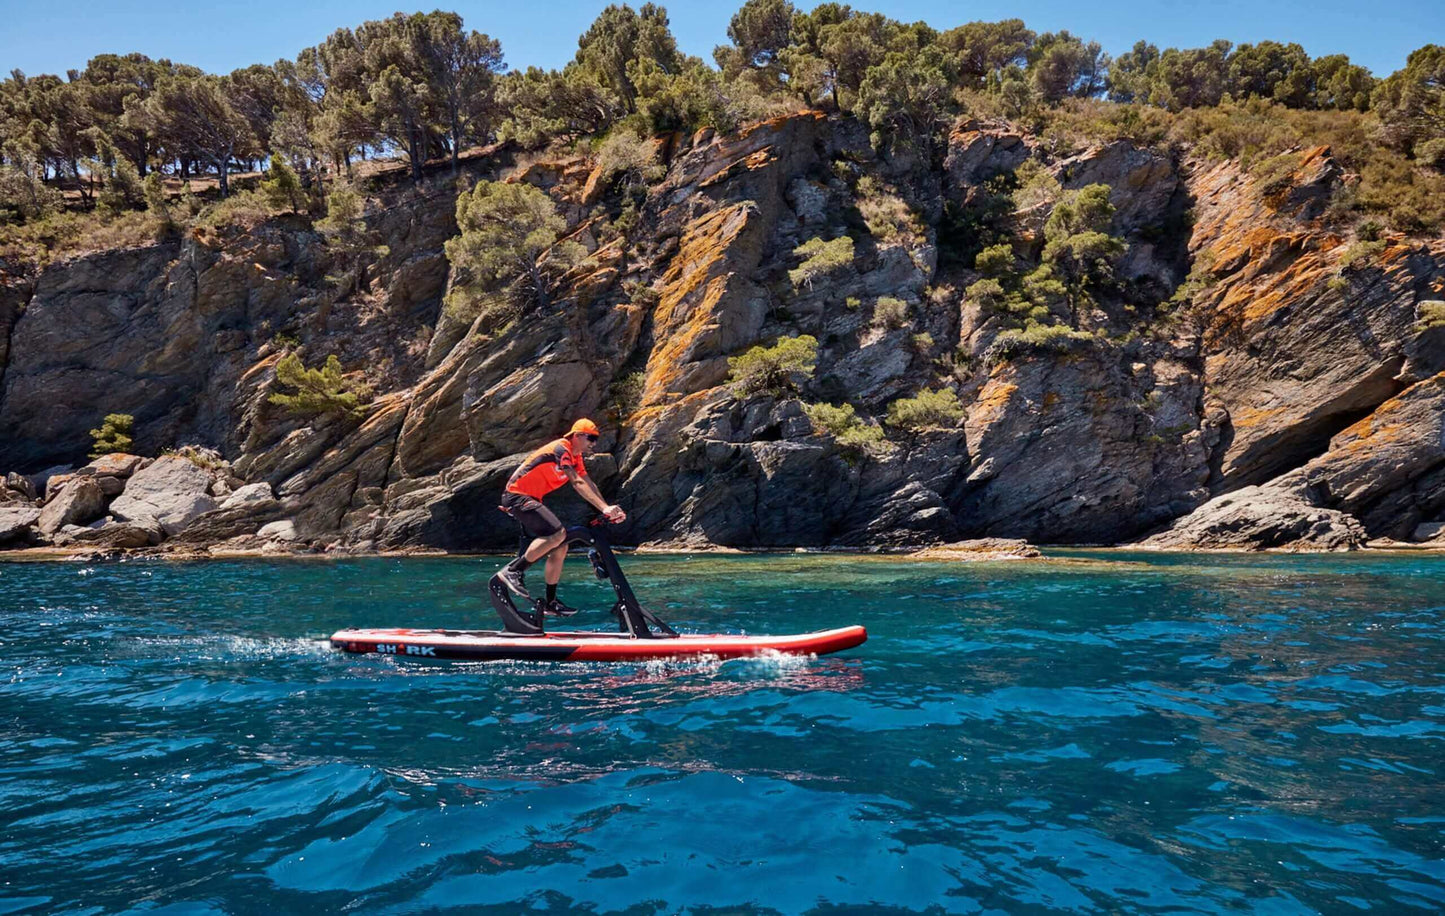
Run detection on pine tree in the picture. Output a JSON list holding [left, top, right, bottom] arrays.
[[89, 414, 135, 458]]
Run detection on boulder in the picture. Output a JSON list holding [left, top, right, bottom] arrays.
[[4, 472, 36, 502], [1414, 522, 1445, 543], [220, 482, 275, 510], [1057, 141, 1180, 238], [57, 517, 161, 549], [30, 465, 73, 499], [0, 507, 41, 545], [944, 122, 1030, 200], [97, 476, 125, 497], [37, 477, 106, 535], [44, 472, 81, 501], [108, 455, 219, 537], [85, 453, 144, 478], [169, 485, 282, 545], [1141, 485, 1366, 551], [257, 519, 300, 542], [1274, 372, 1445, 539]]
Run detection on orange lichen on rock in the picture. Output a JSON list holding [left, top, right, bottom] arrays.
[[1203, 230, 1343, 337], [968, 379, 1018, 429], [641, 203, 756, 406], [1230, 404, 1291, 430]]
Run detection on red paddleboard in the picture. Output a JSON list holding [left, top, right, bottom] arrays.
[[329, 625, 867, 662]]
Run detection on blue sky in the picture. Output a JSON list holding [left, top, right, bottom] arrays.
[[1, 0, 1431, 80]]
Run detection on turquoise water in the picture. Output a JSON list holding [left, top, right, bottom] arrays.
[[2, 551, 1442, 914]]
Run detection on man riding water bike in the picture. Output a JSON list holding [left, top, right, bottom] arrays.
[[496, 418, 626, 615]]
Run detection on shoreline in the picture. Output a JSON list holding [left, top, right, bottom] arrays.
[[2, 542, 1442, 564]]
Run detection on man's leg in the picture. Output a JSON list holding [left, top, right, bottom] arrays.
[[497, 499, 564, 598], [543, 540, 567, 587], [540, 541, 579, 615], [521, 531, 565, 565]]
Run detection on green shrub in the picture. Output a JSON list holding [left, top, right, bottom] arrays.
[[1339, 239, 1386, 271], [95, 157, 145, 218], [973, 243, 1016, 277], [844, 296, 861, 310], [911, 332, 935, 352], [89, 413, 135, 458], [804, 402, 889, 455], [788, 236, 854, 290], [0, 165, 63, 225], [268, 353, 371, 418], [269, 331, 302, 352], [1170, 99, 1445, 231], [0, 209, 167, 270], [1166, 256, 1219, 310], [886, 387, 964, 431], [1418, 138, 1445, 172], [594, 129, 664, 191], [260, 156, 305, 212], [1250, 151, 1301, 197], [1011, 159, 1061, 210], [987, 322, 1096, 364], [727, 335, 818, 396], [873, 296, 909, 329], [965, 278, 1007, 312], [1419, 301, 1445, 330], [609, 370, 647, 417], [856, 178, 922, 243], [197, 188, 277, 229]]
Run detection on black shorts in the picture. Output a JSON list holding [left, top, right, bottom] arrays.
[[501, 491, 564, 539]]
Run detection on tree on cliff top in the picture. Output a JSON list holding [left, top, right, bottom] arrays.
[[1373, 45, 1445, 157], [414, 12, 505, 175], [573, 4, 683, 114], [137, 74, 252, 197], [714, 0, 794, 91], [445, 180, 587, 322]]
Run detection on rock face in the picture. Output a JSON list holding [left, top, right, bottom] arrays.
[[1, 113, 1442, 553], [108, 455, 219, 537]]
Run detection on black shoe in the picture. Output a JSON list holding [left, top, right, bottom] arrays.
[[496, 564, 531, 599], [541, 598, 579, 617]]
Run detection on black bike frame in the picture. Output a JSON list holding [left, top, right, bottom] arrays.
[[488, 524, 676, 639]]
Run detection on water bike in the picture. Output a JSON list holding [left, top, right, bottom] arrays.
[[330, 521, 866, 662]]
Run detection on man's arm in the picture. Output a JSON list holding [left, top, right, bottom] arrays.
[[566, 468, 626, 521]]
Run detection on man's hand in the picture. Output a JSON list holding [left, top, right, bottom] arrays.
[[604, 504, 627, 523]]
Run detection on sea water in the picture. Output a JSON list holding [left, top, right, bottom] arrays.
[[1, 551, 1441, 913]]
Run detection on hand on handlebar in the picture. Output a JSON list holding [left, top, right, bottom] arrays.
[[604, 504, 627, 523]]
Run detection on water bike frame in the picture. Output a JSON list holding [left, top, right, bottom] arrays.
[[489, 522, 677, 639]]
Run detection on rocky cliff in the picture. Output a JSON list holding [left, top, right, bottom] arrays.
[[2, 113, 1442, 554]]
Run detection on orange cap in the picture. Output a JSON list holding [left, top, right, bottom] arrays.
[[569, 418, 601, 436]]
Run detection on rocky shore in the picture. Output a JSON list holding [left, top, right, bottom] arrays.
[[3, 113, 1443, 558]]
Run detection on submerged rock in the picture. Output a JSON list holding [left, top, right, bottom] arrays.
[[908, 539, 1043, 560]]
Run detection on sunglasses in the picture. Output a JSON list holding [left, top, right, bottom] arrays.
[[583, 433, 599, 442]]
